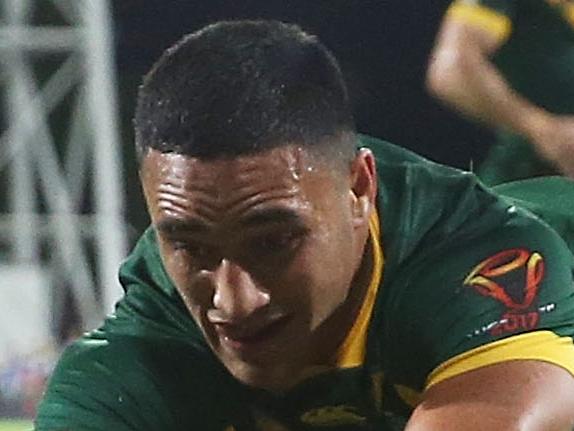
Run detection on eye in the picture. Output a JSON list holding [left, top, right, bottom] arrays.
[[170, 240, 215, 260], [252, 229, 306, 255]]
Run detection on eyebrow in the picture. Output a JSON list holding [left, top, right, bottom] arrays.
[[155, 218, 209, 235], [238, 207, 304, 228], [155, 208, 303, 234]]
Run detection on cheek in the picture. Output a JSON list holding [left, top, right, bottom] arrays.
[[318, 224, 359, 296], [314, 217, 357, 275], [158, 246, 211, 313], [288, 228, 356, 307], [158, 243, 187, 282]]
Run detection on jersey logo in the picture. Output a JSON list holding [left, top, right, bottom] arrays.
[[300, 405, 367, 427], [464, 248, 544, 311], [464, 249, 545, 336]]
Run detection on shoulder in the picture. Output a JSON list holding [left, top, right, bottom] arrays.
[[119, 226, 177, 297], [493, 176, 574, 254], [374, 200, 574, 388], [36, 330, 237, 430], [445, 0, 517, 25], [367, 134, 506, 270]]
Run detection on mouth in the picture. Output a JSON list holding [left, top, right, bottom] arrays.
[[215, 315, 292, 353]]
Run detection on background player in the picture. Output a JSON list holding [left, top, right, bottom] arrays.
[[427, 0, 574, 184]]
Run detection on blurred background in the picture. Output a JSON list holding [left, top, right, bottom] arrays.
[[0, 1, 491, 428]]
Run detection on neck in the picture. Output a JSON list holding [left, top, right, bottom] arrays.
[[305, 232, 375, 372], [329, 234, 375, 361]]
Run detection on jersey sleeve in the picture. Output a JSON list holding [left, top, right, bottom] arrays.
[[493, 177, 574, 254], [35, 334, 178, 431], [387, 208, 574, 391], [35, 331, 236, 431], [446, 0, 516, 43]]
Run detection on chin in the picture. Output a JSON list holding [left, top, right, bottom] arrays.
[[224, 357, 297, 393]]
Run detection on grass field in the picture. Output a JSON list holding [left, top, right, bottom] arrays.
[[0, 420, 33, 431]]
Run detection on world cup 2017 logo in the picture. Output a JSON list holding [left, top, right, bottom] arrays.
[[464, 248, 545, 336]]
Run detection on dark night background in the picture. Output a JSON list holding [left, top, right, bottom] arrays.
[[112, 0, 492, 234]]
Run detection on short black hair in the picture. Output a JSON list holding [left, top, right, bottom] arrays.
[[134, 20, 356, 163]]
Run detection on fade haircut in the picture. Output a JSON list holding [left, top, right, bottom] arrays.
[[134, 20, 356, 163]]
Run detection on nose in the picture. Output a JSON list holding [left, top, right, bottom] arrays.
[[211, 259, 270, 321]]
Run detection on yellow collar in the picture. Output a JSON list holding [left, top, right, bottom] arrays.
[[333, 210, 384, 368]]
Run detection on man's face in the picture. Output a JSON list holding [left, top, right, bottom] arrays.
[[141, 144, 375, 391]]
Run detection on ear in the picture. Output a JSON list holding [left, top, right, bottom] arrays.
[[349, 148, 377, 227]]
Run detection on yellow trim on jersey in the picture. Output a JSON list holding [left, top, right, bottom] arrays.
[[447, 2, 513, 43], [557, 1, 574, 29], [334, 211, 384, 368], [426, 330, 574, 389], [567, 4, 574, 28], [395, 384, 423, 408]]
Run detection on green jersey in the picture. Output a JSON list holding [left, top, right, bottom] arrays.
[[447, 0, 574, 184], [492, 176, 574, 252], [36, 136, 574, 430]]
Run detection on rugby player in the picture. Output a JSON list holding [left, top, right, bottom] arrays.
[[36, 20, 574, 430]]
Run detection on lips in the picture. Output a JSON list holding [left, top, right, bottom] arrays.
[[215, 315, 291, 349]]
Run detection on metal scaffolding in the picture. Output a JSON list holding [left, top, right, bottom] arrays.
[[0, 0, 127, 332]]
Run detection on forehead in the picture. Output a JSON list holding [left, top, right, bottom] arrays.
[[140, 146, 342, 221], [143, 145, 303, 184], [141, 145, 317, 193]]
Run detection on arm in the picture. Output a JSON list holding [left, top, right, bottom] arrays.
[[389, 200, 574, 429], [427, 9, 574, 176], [406, 360, 574, 431], [426, 15, 546, 137]]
